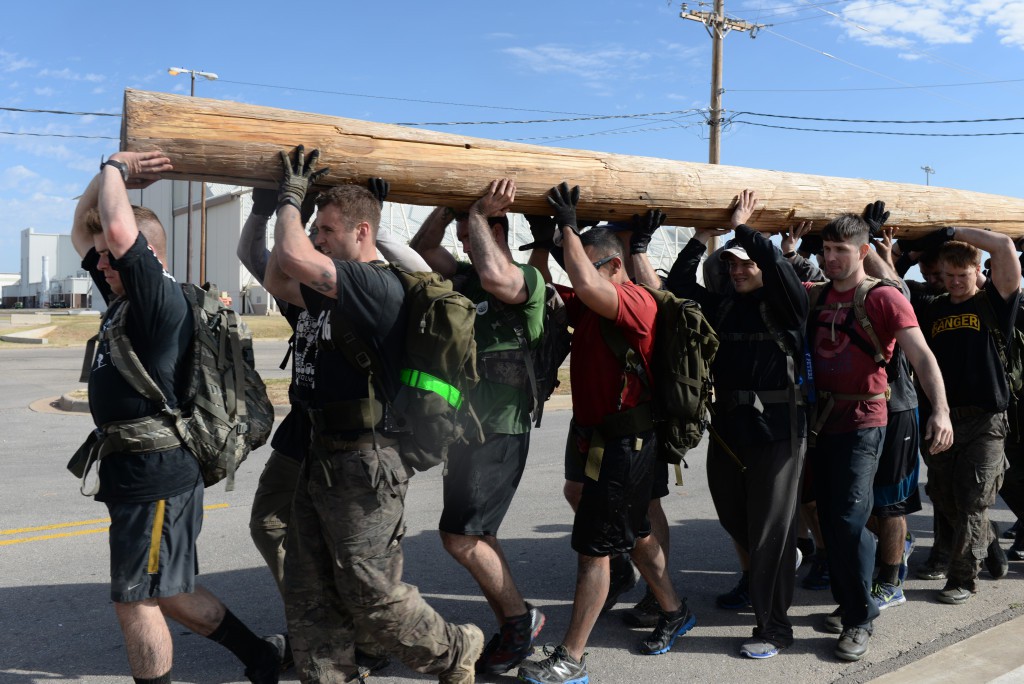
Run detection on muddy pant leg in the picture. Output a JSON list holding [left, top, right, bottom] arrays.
[[923, 447, 958, 568], [315, 445, 462, 676], [250, 451, 302, 597], [284, 458, 358, 683], [947, 414, 1007, 586]]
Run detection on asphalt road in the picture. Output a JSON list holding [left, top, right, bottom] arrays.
[[2, 342, 1023, 683]]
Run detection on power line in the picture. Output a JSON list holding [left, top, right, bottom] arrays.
[[733, 119, 1024, 137], [0, 130, 117, 140], [0, 106, 119, 117], [507, 121, 704, 143], [216, 78, 597, 117], [729, 77, 1024, 93], [735, 111, 1024, 124], [394, 109, 702, 127]]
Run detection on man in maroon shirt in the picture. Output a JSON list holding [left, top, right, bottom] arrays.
[[517, 184, 693, 684]]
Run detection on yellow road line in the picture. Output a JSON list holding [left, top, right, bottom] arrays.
[[0, 526, 110, 546], [0, 503, 230, 540]]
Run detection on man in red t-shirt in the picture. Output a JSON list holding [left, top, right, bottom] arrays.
[[807, 213, 952, 663], [517, 185, 694, 684]]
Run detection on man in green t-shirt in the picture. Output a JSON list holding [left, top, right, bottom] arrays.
[[411, 179, 547, 675]]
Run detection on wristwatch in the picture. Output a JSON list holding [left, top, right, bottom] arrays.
[[100, 158, 129, 183], [783, 250, 797, 258]]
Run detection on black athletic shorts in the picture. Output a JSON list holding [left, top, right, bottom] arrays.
[[564, 423, 669, 498], [872, 408, 923, 517], [106, 478, 203, 603], [571, 428, 657, 556], [439, 432, 530, 536]]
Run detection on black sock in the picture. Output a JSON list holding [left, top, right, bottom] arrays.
[[134, 673, 171, 684], [207, 609, 269, 669], [879, 563, 901, 586]]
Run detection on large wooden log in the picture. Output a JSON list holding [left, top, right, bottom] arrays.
[[122, 88, 1024, 237]]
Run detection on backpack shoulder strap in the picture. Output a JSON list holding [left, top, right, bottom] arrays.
[[853, 276, 888, 365], [101, 298, 170, 408]]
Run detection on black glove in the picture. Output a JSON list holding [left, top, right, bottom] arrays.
[[896, 227, 955, 254], [546, 182, 580, 247], [798, 234, 823, 256], [629, 209, 666, 254], [863, 200, 890, 238], [367, 177, 389, 208], [519, 214, 556, 251], [278, 145, 330, 212], [251, 187, 277, 218]]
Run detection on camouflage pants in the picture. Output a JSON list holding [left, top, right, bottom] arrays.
[[283, 442, 463, 683], [923, 412, 1008, 587]]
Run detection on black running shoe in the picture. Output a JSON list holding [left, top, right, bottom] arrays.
[[517, 644, 588, 684], [621, 588, 661, 628], [638, 603, 697, 655], [986, 521, 1009, 579], [715, 575, 752, 610], [245, 636, 283, 684], [476, 603, 546, 674]]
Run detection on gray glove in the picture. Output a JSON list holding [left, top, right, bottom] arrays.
[[278, 145, 329, 212]]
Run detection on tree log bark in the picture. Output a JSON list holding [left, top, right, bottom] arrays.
[[122, 89, 1024, 237]]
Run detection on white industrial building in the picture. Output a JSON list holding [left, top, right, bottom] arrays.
[[3, 178, 693, 311]]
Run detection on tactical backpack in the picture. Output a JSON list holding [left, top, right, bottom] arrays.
[[805, 276, 898, 443], [601, 286, 719, 483], [479, 283, 573, 428], [335, 266, 483, 473], [71, 283, 274, 493]]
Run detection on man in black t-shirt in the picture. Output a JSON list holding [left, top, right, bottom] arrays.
[[921, 230, 1022, 604], [71, 150, 280, 684], [263, 146, 482, 684]]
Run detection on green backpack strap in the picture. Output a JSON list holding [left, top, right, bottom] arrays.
[[974, 289, 1016, 389]]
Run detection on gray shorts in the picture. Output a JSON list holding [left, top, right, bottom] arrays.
[[105, 479, 203, 603], [440, 432, 530, 536]]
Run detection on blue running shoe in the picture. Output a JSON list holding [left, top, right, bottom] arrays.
[[740, 639, 780, 659], [638, 603, 697, 655], [871, 581, 906, 610]]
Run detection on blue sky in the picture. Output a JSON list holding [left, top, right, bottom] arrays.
[[1, 0, 1022, 273]]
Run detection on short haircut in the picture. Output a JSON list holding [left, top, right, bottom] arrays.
[[938, 240, 981, 269], [918, 247, 941, 268], [316, 185, 382, 236], [85, 205, 166, 259], [821, 213, 870, 246], [579, 226, 621, 258], [490, 215, 510, 239]]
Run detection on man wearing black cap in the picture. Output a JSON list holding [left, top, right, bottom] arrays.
[[666, 189, 809, 659]]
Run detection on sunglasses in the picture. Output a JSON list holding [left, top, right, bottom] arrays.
[[592, 252, 621, 269]]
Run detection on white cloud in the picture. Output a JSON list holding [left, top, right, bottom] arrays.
[[503, 44, 654, 94], [33, 86, 55, 97], [37, 67, 106, 82], [0, 50, 33, 73], [838, 0, 1024, 51], [0, 165, 40, 189]]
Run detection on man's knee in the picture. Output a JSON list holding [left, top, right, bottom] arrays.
[[440, 529, 482, 560]]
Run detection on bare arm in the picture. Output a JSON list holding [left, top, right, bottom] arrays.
[[376, 232, 430, 271], [562, 225, 620, 320], [273, 204, 339, 299], [527, 247, 553, 284], [951, 227, 1021, 300], [237, 213, 271, 285], [467, 179, 526, 304], [631, 252, 662, 288], [98, 151, 173, 258], [410, 207, 458, 277], [895, 326, 953, 454], [263, 246, 305, 308], [72, 174, 101, 257]]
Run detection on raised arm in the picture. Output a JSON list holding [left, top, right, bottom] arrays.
[[548, 182, 621, 320], [72, 174, 101, 258], [410, 207, 459, 277], [466, 178, 527, 304], [237, 188, 277, 285], [269, 146, 335, 304], [97, 150, 172, 258], [950, 227, 1021, 300], [628, 209, 665, 288]]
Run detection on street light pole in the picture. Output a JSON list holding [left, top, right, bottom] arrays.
[[921, 165, 936, 186], [168, 67, 218, 284]]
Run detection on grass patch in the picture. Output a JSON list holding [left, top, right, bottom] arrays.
[[0, 312, 293, 348]]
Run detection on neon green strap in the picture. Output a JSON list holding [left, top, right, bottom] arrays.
[[400, 368, 464, 409]]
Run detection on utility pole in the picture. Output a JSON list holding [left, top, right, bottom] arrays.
[[680, 1, 762, 165], [680, 2, 762, 250]]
